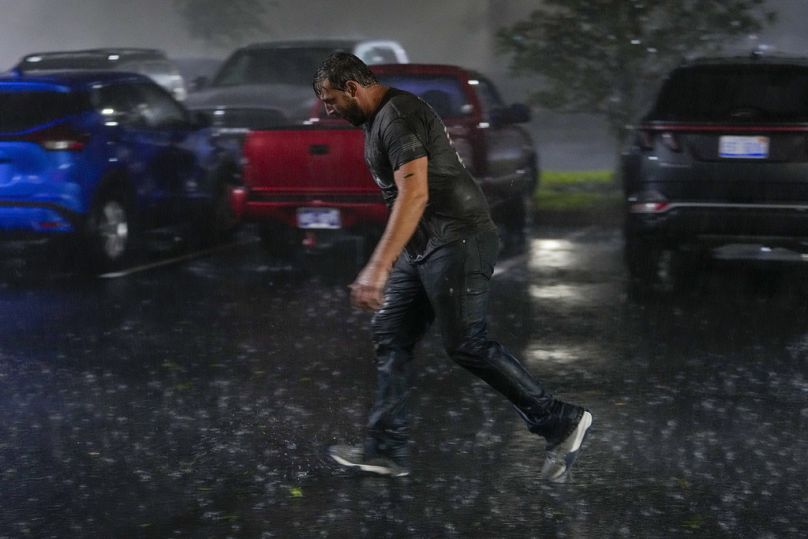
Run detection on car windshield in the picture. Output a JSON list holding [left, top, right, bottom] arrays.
[[212, 47, 335, 87], [0, 88, 85, 132], [375, 74, 468, 117], [652, 64, 808, 122]]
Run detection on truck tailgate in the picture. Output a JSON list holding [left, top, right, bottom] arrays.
[[243, 126, 375, 193], [241, 125, 388, 230]]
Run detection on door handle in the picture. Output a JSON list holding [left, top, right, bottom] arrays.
[[309, 144, 329, 155]]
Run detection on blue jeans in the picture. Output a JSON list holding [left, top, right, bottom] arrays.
[[365, 229, 582, 460]]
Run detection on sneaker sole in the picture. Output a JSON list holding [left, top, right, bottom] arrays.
[[329, 452, 410, 478], [558, 411, 593, 478], [566, 411, 592, 458], [545, 411, 593, 482]]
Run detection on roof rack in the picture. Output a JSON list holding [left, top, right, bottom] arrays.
[[21, 48, 166, 62], [678, 48, 808, 68]]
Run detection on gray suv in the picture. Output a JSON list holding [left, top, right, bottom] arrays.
[[14, 48, 187, 101], [621, 52, 808, 284], [185, 39, 409, 125]]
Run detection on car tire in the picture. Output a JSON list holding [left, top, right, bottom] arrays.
[[497, 195, 528, 256], [624, 235, 663, 287], [83, 187, 135, 273], [200, 177, 240, 246]]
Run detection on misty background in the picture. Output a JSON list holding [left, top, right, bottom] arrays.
[[1, 0, 807, 170]]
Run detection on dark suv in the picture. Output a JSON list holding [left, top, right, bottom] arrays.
[[621, 53, 808, 283]]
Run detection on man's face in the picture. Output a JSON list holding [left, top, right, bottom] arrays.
[[317, 79, 366, 126]]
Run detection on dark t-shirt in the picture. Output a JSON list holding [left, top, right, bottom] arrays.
[[363, 88, 496, 261]]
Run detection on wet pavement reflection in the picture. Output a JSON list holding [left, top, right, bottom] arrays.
[[1, 225, 807, 537]]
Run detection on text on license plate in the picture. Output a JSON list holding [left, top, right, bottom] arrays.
[[296, 207, 341, 229], [719, 136, 769, 159]]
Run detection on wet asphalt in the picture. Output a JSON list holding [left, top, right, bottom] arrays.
[[1, 222, 807, 538]]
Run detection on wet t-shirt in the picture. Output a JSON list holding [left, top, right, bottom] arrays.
[[363, 88, 496, 261]]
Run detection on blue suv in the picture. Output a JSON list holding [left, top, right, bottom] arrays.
[[0, 71, 241, 272]]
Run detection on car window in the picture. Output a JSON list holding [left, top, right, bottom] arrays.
[[112, 60, 186, 101], [373, 74, 469, 118], [92, 83, 141, 121], [652, 64, 808, 122], [126, 60, 176, 78], [118, 60, 150, 75], [92, 82, 187, 128], [0, 87, 86, 132], [129, 82, 189, 128], [473, 76, 504, 118], [359, 47, 399, 65], [134, 61, 162, 76], [213, 47, 334, 87]]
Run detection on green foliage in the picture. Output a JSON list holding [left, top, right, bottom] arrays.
[[173, 0, 272, 47], [541, 169, 614, 187], [535, 170, 621, 212], [497, 1, 776, 145]]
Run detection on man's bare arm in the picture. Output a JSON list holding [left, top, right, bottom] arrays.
[[368, 156, 429, 272], [350, 156, 429, 310]]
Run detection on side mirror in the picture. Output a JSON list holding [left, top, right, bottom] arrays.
[[490, 103, 532, 126], [507, 103, 531, 123]]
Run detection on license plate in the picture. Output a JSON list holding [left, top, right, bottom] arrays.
[[719, 136, 769, 159], [296, 207, 341, 229]]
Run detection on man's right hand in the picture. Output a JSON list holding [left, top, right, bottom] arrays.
[[348, 157, 428, 311], [349, 263, 390, 311]]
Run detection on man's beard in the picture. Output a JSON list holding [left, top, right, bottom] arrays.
[[341, 98, 366, 126]]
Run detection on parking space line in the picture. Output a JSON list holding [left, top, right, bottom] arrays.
[[99, 226, 601, 280], [98, 237, 258, 279]]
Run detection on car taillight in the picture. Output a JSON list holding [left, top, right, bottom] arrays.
[[25, 124, 89, 151], [638, 130, 682, 152], [638, 130, 655, 150], [630, 200, 670, 213], [627, 191, 670, 214], [661, 132, 681, 152]]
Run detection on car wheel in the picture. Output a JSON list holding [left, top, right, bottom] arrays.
[[497, 195, 528, 256], [201, 179, 240, 245], [84, 188, 133, 273], [624, 235, 663, 286], [525, 163, 539, 227]]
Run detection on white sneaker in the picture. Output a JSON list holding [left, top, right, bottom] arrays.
[[328, 444, 410, 477], [540, 410, 592, 482]]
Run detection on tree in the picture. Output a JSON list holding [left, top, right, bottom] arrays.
[[173, 0, 273, 48], [496, 0, 777, 151]]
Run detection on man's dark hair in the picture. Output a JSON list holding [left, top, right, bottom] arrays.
[[313, 52, 378, 95]]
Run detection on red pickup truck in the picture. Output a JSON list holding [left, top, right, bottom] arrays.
[[239, 63, 539, 264]]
